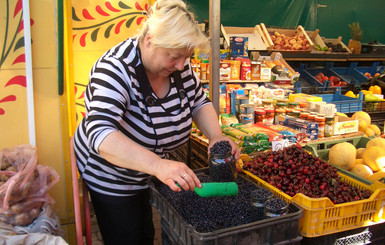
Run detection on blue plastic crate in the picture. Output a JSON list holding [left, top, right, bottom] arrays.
[[354, 61, 385, 77], [330, 62, 368, 86], [314, 87, 363, 113]]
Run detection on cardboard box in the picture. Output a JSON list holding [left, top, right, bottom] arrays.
[[289, 93, 323, 103], [333, 115, 359, 135]]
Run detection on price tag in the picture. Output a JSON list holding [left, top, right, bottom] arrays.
[[271, 139, 289, 151]]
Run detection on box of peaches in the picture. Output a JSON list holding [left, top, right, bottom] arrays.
[[255, 23, 314, 52]]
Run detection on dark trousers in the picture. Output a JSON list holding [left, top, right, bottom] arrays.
[[87, 187, 155, 245]]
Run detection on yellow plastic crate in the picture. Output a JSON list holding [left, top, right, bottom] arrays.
[[242, 169, 385, 237]]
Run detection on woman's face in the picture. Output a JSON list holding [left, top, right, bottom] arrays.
[[142, 35, 194, 78]]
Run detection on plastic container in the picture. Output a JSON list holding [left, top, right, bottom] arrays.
[[314, 87, 363, 114], [303, 136, 385, 185], [209, 150, 236, 182], [150, 168, 304, 245], [242, 168, 385, 237]]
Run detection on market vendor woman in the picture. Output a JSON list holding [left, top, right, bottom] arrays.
[[73, 0, 240, 244]]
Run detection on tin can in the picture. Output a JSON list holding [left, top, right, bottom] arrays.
[[239, 113, 254, 124], [239, 104, 255, 114]]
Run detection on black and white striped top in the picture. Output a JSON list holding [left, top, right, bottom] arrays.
[[73, 38, 211, 196]]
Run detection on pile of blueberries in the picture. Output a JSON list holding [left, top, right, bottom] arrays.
[[155, 171, 291, 233]]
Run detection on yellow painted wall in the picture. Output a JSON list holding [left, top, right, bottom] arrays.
[[1, 0, 154, 243]]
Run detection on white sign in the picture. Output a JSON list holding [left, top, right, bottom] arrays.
[[271, 139, 290, 151]]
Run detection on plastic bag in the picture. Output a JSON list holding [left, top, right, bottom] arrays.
[[0, 145, 39, 208], [0, 194, 53, 226], [0, 145, 60, 227]]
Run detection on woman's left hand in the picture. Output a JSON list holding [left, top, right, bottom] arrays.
[[208, 135, 240, 163]]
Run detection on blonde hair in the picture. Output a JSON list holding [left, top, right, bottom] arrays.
[[138, 0, 209, 49]]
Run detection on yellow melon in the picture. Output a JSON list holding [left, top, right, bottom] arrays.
[[350, 164, 373, 179], [358, 119, 368, 132], [328, 142, 356, 170], [355, 159, 363, 165], [351, 111, 371, 125], [356, 148, 366, 159], [364, 128, 375, 137], [367, 170, 385, 182], [369, 125, 381, 136], [366, 137, 385, 149], [362, 146, 385, 172]]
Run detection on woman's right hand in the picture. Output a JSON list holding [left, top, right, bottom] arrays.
[[153, 159, 201, 192]]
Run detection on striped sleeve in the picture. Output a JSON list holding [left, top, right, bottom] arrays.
[[84, 55, 134, 154]]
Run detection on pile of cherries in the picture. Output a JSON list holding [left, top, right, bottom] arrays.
[[243, 144, 372, 204]]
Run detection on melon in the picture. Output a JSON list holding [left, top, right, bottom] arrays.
[[358, 119, 368, 132], [351, 111, 371, 125], [355, 159, 363, 165], [350, 164, 373, 179], [362, 146, 385, 172], [366, 137, 385, 149], [356, 148, 366, 159], [364, 128, 375, 137], [328, 142, 356, 170], [367, 170, 385, 182], [369, 125, 381, 136]]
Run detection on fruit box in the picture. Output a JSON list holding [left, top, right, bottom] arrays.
[[242, 168, 385, 237], [251, 51, 300, 84], [257, 23, 314, 53], [332, 115, 359, 135], [303, 136, 385, 185], [322, 36, 352, 54], [306, 29, 330, 54], [329, 63, 368, 86], [221, 25, 267, 51], [150, 168, 304, 245]]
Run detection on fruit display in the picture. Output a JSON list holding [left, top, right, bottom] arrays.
[[324, 42, 349, 53], [242, 144, 372, 204], [328, 137, 385, 182], [269, 31, 311, 51], [348, 22, 363, 54], [314, 72, 348, 86], [351, 111, 382, 137], [154, 171, 292, 233]]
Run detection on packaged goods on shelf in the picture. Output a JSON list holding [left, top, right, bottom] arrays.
[[221, 25, 267, 51], [278, 115, 319, 140], [231, 123, 281, 142], [251, 52, 300, 84], [229, 36, 249, 58], [289, 93, 323, 103]]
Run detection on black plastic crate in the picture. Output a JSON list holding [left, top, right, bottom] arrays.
[[149, 168, 303, 245]]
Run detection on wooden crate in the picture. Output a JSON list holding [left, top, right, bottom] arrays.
[[306, 29, 330, 54], [221, 25, 267, 51], [256, 23, 314, 53], [322, 36, 352, 54]]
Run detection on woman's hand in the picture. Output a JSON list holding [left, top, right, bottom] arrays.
[[208, 135, 240, 163], [152, 159, 201, 192]]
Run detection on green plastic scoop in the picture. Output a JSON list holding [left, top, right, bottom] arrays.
[[178, 182, 239, 197]]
